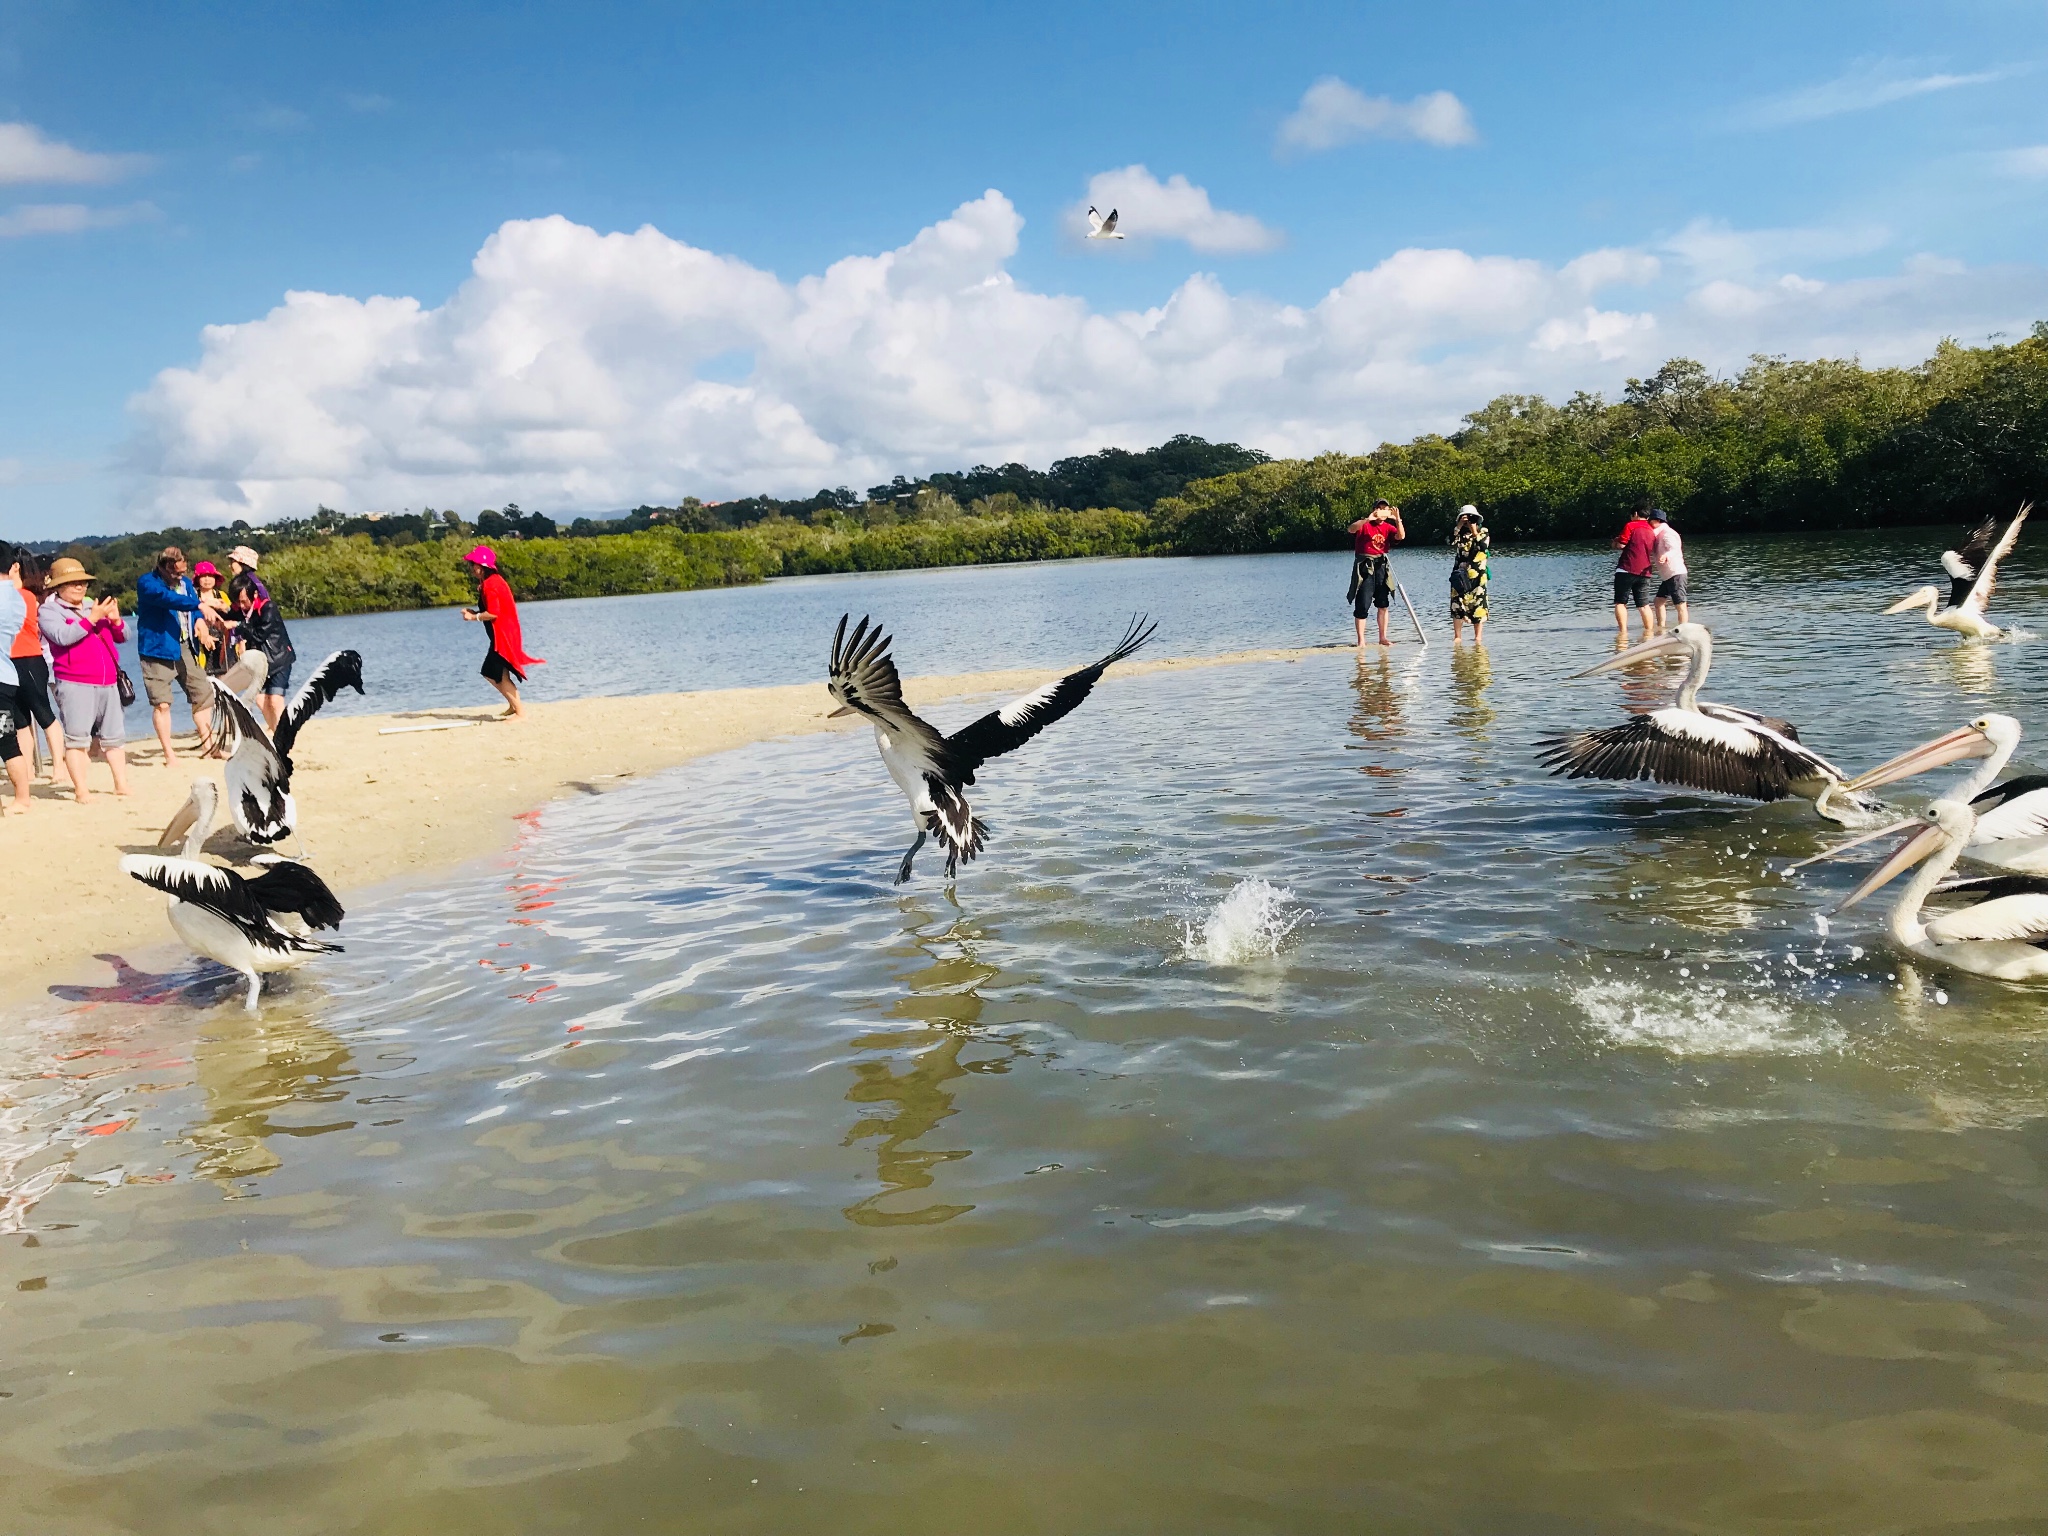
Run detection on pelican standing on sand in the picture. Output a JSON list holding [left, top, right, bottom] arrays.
[[1537, 622, 1878, 823], [123, 778, 346, 1008], [1802, 713, 2048, 875], [1818, 799, 2048, 982], [827, 613, 1157, 882], [209, 649, 364, 845], [1883, 503, 2031, 641]]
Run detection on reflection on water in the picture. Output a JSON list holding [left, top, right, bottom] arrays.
[[9, 540, 2048, 1531]]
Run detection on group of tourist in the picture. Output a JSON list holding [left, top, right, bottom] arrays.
[[1346, 494, 1690, 647], [0, 540, 297, 812]]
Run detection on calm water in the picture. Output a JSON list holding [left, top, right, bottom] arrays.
[[14, 533, 2048, 1533]]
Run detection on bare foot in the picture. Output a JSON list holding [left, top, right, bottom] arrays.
[[74, 792, 95, 805], [3, 802, 27, 817]]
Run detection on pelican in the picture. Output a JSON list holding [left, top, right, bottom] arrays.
[[1537, 622, 1878, 823], [1820, 799, 2048, 982], [827, 613, 1157, 882], [1799, 713, 2048, 875], [1883, 503, 2030, 640], [123, 780, 346, 1008], [207, 649, 364, 845], [1085, 205, 1124, 239]]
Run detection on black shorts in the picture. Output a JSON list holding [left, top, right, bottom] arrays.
[[1352, 557, 1392, 615], [1656, 575, 1688, 603], [1613, 572, 1651, 607], [0, 684, 19, 762], [8, 654, 54, 730], [482, 651, 526, 685]]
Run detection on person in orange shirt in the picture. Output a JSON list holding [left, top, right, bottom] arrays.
[[8, 550, 62, 784]]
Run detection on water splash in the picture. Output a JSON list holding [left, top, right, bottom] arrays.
[[1573, 980, 1844, 1057], [1181, 878, 1308, 965]]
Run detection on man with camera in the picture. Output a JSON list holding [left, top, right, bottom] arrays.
[[1347, 499, 1406, 647]]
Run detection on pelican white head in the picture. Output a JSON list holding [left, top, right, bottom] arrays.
[[1846, 713, 2017, 794], [1829, 801, 1971, 913], [1570, 622, 1709, 680]]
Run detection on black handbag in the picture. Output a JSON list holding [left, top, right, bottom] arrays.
[[116, 667, 136, 708]]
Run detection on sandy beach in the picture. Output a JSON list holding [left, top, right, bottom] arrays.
[[0, 646, 1330, 1006]]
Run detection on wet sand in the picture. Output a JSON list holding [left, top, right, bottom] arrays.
[[0, 646, 1333, 1005]]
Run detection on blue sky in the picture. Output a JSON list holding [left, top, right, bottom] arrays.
[[3, 0, 2045, 537]]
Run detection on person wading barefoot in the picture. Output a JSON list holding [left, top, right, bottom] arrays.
[[461, 546, 543, 721], [1346, 499, 1406, 647]]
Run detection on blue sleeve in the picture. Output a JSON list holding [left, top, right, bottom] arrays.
[[139, 573, 201, 612]]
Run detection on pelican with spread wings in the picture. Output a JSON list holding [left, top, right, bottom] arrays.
[[1884, 503, 2031, 641], [205, 649, 364, 846], [827, 614, 1157, 882]]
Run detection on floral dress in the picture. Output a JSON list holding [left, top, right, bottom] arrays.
[[1450, 527, 1490, 621]]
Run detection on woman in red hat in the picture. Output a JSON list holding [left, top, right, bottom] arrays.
[[460, 545, 542, 721]]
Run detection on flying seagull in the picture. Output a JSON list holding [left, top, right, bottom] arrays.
[[827, 613, 1158, 882], [125, 778, 345, 1008], [206, 649, 364, 846], [1883, 502, 2030, 641], [1085, 205, 1124, 240]]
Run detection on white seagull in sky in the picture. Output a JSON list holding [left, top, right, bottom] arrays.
[[1085, 205, 1124, 239], [205, 649, 364, 846], [827, 613, 1157, 882], [124, 778, 346, 1008]]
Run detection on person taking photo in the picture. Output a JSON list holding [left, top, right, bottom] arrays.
[[1347, 499, 1406, 648]]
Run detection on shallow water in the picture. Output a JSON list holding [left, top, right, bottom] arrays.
[[15, 536, 2048, 1532]]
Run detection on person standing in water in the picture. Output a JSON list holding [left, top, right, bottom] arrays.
[[1649, 507, 1689, 632], [1346, 499, 1406, 647], [1611, 497, 1659, 641], [460, 546, 542, 721], [1448, 504, 1489, 643]]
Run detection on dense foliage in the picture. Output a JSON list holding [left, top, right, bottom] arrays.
[[33, 332, 2048, 612]]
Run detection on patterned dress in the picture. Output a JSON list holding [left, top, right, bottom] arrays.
[[1449, 528, 1490, 621]]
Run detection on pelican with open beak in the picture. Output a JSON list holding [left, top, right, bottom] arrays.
[[1537, 622, 1877, 823], [1833, 714, 2048, 875]]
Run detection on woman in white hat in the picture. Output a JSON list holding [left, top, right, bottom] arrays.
[[1449, 504, 1489, 643]]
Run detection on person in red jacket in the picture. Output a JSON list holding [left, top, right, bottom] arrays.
[[460, 546, 543, 721], [1611, 497, 1660, 641]]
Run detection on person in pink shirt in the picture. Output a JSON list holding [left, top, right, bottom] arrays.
[[38, 556, 132, 803], [1611, 497, 1660, 641]]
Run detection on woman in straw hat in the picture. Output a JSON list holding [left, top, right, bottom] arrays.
[[38, 555, 133, 803], [459, 545, 542, 721]]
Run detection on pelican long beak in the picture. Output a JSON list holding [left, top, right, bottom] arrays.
[[1831, 823, 1946, 913], [1845, 725, 1992, 794], [158, 796, 199, 850], [1570, 631, 1690, 679], [1785, 817, 1918, 873], [828, 705, 856, 718]]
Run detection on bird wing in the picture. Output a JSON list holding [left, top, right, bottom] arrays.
[[1086, 205, 1104, 233], [1925, 890, 2048, 945], [273, 649, 364, 758], [243, 861, 346, 930], [828, 615, 948, 758], [1955, 515, 2001, 575], [1962, 502, 2030, 614], [1933, 873, 2048, 902], [210, 679, 294, 838], [120, 855, 337, 955], [942, 615, 1156, 783], [1102, 208, 1119, 233], [1704, 704, 1851, 784], [1970, 776, 2048, 842], [1537, 709, 1793, 801]]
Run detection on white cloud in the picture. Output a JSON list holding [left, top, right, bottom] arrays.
[[1660, 217, 1889, 280], [0, 201, 159, 238], [1066, 166, 1281, 254], [1737, 59, 2003, 129], [1277, 78, 1477, 154], [0, 122, 149, 185], [1997, 145, 2048, 176], [120, 192, 2048, 525]]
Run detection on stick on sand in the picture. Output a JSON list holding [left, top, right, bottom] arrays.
[[377, 720, 484, 736]]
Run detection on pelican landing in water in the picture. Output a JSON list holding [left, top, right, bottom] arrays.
[[1537, 622, 1879, 824], [1817, 799, 2048, 982], [827, 613, 1157, 882], [1883, 503, 2031, 641]]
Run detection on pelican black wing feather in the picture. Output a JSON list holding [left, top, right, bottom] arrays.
[[1536, 716, 1793, 802], [120, 856, 339, 956], [828, 615, 947, 756], [942, 615, 1157, 782], [1973, 773, 2048, 812], [1934, 874, 2048, 902], [245, 861, 346, 931], [1955, 515, 2001, 575], [273, 649, 364, 759]]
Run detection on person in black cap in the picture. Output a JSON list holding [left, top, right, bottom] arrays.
[[1649, 506, 1688, 632], [1346, 499, 1406, 647]]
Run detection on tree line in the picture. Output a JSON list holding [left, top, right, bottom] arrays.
[[33, 329, 2048, 615]]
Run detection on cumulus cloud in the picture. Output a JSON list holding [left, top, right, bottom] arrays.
[[1276, 78, 1477, 154], [1736, 59, 2003, 129], [1066, 166, 1281, 253], [121, 192, 2048, 525], [0, 200, 159, 238], [0, 122, 150, 184]]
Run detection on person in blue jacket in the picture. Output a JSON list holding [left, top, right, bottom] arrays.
[[135, 546, 218, 764]]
